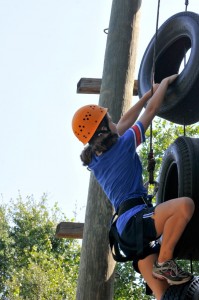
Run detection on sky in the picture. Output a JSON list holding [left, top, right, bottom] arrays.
[[0, 1, 199, 222]]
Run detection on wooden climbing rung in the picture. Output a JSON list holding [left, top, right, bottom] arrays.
[[77, 78, 138, 96], [55, 222, 84, 239], [77, 78, 102, 94]]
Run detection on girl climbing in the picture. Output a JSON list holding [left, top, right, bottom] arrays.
[[72, 74, 194, 300]]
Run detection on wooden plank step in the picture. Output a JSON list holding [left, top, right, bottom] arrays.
[[55, 222, 84, 239], [77, 78, 138, 95]]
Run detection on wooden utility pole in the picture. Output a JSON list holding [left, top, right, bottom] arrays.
[[76, 1, 142, 299]]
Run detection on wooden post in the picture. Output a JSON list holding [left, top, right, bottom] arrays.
[[76, 1, 142, 299]]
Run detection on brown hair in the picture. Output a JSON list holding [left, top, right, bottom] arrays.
[[80, 114, 118, 166]]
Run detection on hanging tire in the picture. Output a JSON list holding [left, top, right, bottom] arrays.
[[156, 136, 199, 259], [138, 11, 199, 125], [162, 276, 199, 300]]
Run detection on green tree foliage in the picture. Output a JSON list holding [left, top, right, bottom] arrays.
[[0, 194, 80, 299], [0, 205, 15, 293], [114, 262, 152, 299]]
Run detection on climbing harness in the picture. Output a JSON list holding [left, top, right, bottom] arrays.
[[109, 197, 153, 263]]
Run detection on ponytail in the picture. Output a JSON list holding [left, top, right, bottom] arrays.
[[80, 114, 118, 166]]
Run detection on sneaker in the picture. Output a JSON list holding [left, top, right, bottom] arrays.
[[152, 259, 193, 285]]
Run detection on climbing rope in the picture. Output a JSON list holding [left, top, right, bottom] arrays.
[[151, 0, 161, 87], [183, 0, 189, 135], [183, 0, 193, 275], [185, 0, 189, 11], [146, 0, 161, 192]]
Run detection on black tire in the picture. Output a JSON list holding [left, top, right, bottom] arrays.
[[156, 136, 199, 259], [138, 11, 199, 125], [162, 276, 199, 300]]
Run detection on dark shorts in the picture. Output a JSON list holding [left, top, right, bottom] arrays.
[[119, 205, 160, 273]]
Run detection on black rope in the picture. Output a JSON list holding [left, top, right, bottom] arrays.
[[183, 1, 189, 135], [185, 0, 189, 11], [190, 255, 193, 273], [151, 0, 161, 87], [147, 0, 161, 185], [147, 149, 156, 184]]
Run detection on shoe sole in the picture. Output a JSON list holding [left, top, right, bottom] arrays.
[[152, 272, 193, 285]]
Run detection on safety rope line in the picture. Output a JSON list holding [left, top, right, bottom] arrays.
[[184, 0, 193, 275], [151, 0, 161, 88], [183, 0, 189, 135], [185, 0, 189, 11], [147, 0, 161, 186]]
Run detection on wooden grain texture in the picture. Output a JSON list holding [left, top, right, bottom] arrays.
[[55, 222, 84, 239], [77, 78, 138, 96]]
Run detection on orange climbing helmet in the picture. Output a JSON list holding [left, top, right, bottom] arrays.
[[72, 104, 108, 145]]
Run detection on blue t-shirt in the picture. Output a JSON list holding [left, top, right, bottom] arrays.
[[88, 121, 147, 234]]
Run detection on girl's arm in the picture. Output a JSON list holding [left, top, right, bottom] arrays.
[[116, 84, 159, 135], [138, 74, 178, 131], [116, 74, 178, 135]]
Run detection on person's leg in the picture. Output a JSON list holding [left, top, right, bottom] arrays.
[[138, 253, 169, 300], [151, 197, 194, 284], [153, 197, 194, 262]]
